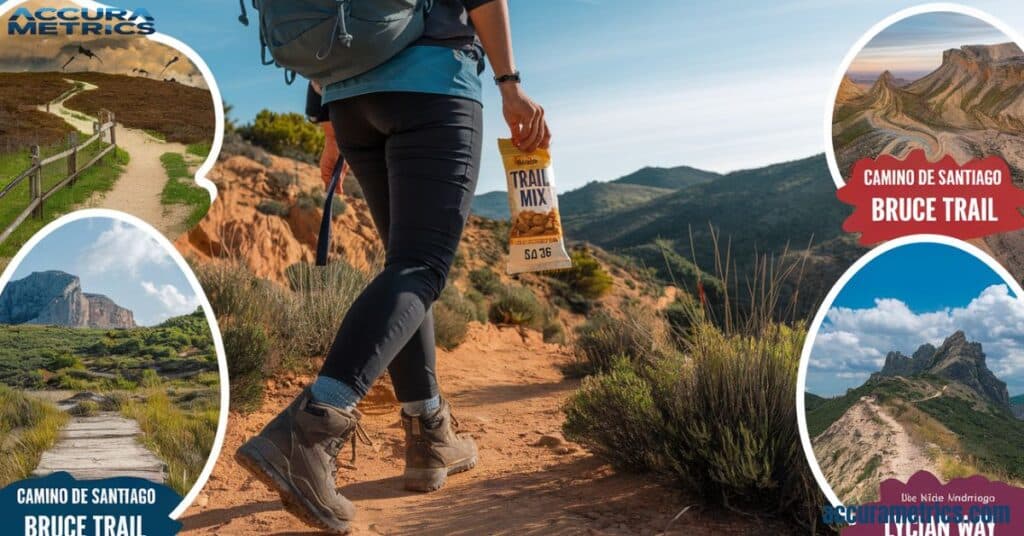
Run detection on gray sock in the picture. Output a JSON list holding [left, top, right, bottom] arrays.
[[310, 376, 360, 412], [401, 395, 441, 417]]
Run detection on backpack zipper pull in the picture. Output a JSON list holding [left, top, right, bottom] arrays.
[[317, 0, 353, 60]]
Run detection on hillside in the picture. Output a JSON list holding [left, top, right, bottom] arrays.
[[833, 43, 1024, 177], [472, 164, 720, 223], [0, 309, 216, 390], [809, 332, 1024, 502], [566, 154, 855, 280], [1013, 394, 1024, 419], [0, 271, 135, 329]]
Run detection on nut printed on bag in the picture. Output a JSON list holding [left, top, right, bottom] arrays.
[[498, 139, 572, 274]]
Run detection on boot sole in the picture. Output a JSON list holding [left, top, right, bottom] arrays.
[[236, 440, 351, 534], [403, 455, 478, 492]]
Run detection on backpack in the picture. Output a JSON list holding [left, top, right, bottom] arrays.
[[239, 0, 432, 86]]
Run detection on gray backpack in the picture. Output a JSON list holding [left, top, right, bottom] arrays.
[[239, 0, 431, 85]]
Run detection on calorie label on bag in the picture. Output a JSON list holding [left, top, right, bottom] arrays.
[[498, 139, 572, 274]]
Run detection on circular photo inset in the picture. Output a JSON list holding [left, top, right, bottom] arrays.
[[0, 209, 227, 516], [798, 236, 1024, 505], [826, 7, 1024, 186]]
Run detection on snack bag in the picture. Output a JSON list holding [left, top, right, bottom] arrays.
[[498, 139, 573, 274]]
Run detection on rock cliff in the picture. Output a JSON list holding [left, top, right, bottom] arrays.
[[0, 271, 135, 329]]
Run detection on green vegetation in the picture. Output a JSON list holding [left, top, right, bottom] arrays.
[[0, 146, 129, 258], [918, 396, 1024, 480], [187, 142, 212, 158], [547, 248, 613, 314], [238, 110, 324, 162], [0, 309, 216, 390], [488, 285, 544, 329], [123, 388, 218, 496], [569, 308, 662, 376], [468, 267, 502, 296], [434, 285, 485, 350], [195, 260, 370, 412], [0, 386, 68, 486], [256, 199, 290, 217], [160, 152, 210, 228], [858, 455, 883, 484]]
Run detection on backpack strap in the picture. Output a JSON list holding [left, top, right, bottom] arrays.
[[317, 155, 347, 267]]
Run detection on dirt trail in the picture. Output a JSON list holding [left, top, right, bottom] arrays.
[[31, 409, 166, 484], [181, 324, 791, 535], [42, 78, 192, 238], [863, 398, 935, 483]]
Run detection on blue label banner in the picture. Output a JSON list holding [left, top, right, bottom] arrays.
[[0, 472, 181, 536]]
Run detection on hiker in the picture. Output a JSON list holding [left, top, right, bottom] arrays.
[[236, 0, 550, 532], [307, 81, 346, 193]]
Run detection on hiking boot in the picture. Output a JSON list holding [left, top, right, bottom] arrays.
[[402, 398, 478, 492], [235, 388, 369, 534]]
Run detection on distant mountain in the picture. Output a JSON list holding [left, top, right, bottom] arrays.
[[833, 43, 1024, 177], [809, 332, 1024, 503], [874, 331, 1010, 410], [0, 271, 135, 329], [471, 164, 721, 222], [565, 154, 853, 278]]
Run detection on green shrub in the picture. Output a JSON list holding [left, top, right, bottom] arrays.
[[47, 353, 81, 371], [463, 288, 488, 323], [239, 110, 324, 160], [469, 268, 502, 295], [571, 308, 661, 375], [257, 199, 290, 217], [0, 386, 68, 486], [267, 169, 297, 192], [222, 323, 269, 412], [434, 285, 478, 350], [281, 261, 369, 357], [140, 369, 162, 389], [297, 188, 325, 211], [556, 249, 614, 300], [488, 285, 543, 329], [542, 317, 565, 344], [564, 357, 661, 471]]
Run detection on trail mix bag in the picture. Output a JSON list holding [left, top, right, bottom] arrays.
[[498, 139, 572, 274]]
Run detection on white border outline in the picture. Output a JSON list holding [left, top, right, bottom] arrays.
[[0, 209, 230, 519], [823, 3, 1024, 189], [0, 0, 224, 206], [795, 234, 1024, 507]]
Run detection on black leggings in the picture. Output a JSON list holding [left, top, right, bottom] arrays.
[[319, 92, 482, 402]]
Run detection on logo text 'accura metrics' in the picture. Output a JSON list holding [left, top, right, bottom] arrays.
[[7, 7, 155, 36]]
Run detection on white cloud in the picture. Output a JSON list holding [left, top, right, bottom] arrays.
[[79, 221, 169, 276], [141, 281, 200, 317], [810, 285, 1024, 394]]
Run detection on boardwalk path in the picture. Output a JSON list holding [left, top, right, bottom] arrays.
[[32, 411, 167, 484]]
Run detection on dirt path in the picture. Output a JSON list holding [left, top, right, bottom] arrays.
[[42, 78, 192, 238], [181, 324, 793, 535], [863, 398, 935, 483], [31, 410, 167, 484]]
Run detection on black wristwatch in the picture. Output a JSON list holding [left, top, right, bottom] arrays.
[[494, 71, 521, 85]]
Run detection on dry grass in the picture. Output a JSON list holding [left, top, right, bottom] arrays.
[[0, 385, 69, 486], [0, 73, 77, 151], [66, 72, 214, 144]]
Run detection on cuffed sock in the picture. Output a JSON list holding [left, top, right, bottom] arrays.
[[310, 376, 361, 412], [401, 395, 441, 417]]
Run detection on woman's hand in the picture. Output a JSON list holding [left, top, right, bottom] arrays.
[[501, 83, 550, 153]]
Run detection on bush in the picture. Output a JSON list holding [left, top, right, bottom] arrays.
[[69, 400, 99, 417], [556, 249, 614, 300], [222, 323, 269, 412], [488, 285, 544, 329], [434, 285, 478, 350], [282, 261, 369, 357], [0, 386, 68, 486], [469, 268, 502, 295], [571, 308, 662, 375], [257, 199, 290, 217], [140, 369, 162, 389], [47, 353, 81, 372], [238, 110, 324, 160], [267, 169, 297, 192], [564, 322, 828, 531], [542, 317, 565, 344]]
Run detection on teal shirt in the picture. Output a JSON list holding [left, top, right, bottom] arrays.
[[322, 45, 483, 105]]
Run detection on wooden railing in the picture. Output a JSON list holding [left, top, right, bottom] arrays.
[[0, 110, 118, 245]]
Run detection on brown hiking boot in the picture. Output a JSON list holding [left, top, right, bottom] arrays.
[[235, 388, 370, 534], [402, 398, 478, 492]]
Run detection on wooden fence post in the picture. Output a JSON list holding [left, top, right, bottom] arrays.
[[109, 112, 117, 161], [30, 145, 42, 219], [68, 132, 78, 186]]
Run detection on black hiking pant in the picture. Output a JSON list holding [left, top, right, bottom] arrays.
[[318, 92, 482, 402]]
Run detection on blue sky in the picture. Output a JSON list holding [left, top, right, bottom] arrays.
[[849, 12, 1009, 79], [150, 1, 1024, 194], [8, 218, 201, 326], [807, 244, 1024, 397]]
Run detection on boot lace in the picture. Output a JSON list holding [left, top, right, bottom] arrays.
[[327, 421, 374, 476]]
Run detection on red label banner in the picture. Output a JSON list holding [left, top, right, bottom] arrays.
[[837, 149, 1024, 245]]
